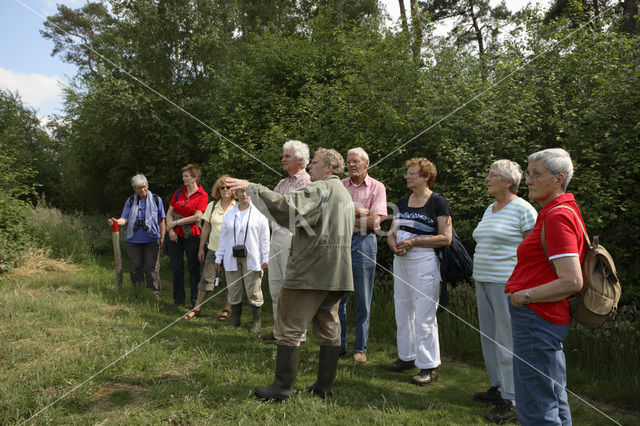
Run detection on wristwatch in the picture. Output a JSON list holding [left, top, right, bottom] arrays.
[[524, 290, 531, 304]]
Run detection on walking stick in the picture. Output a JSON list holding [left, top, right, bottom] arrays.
[[111, 221, 123, 291]]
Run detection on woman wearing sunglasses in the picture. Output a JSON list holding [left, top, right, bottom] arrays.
[[192, 175, 237, 319]]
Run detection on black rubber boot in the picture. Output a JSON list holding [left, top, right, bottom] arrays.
[[249, 305, 262, 333], [305, 345, 341, 398], [254, 345, 300, 401], [230, 303, 242, 327]]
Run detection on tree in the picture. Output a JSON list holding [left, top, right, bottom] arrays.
[[421, 0, 513, 55], [40, 2, 112, 75]]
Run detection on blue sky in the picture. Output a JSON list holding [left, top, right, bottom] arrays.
[[1, 0, 82, 118], [1, 0, 542, 121]]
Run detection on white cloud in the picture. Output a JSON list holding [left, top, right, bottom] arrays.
[[0, 67, 64, 114]]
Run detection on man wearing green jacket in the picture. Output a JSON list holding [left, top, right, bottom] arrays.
[[226, 148, 354, 401]]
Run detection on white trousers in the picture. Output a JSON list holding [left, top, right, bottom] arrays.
[[393, 250, 441, 369], [268, 227, 292, 320]]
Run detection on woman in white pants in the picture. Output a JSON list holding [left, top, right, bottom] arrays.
[[386, 157, 452, 386]]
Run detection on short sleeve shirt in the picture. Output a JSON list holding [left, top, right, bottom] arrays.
[[202, 199, 236, 251], [394, 193, 452, 254], [341, 174, 387, 232], [169, 185, 208, 237], [120, 195, 166, 243], [505, 193, 586, 325], [472, 197, 537, 283]]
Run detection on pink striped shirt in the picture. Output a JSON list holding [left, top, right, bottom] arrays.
[[342, 174, 387, 232]]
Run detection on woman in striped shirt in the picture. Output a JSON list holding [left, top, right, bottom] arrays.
[[471, 160, 537, 424]]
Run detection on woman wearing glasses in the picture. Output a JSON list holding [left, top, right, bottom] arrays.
[[471, 160, 537, 423], [386, 157, 452, 386], [108, 174, 166, 299], [506, 148, 585, 425], [192, 175, 237, 319], [166, 164, 209, 307]]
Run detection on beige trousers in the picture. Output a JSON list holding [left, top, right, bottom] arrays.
[[226, 257, 264, 307], [274, 287, 343, 347]]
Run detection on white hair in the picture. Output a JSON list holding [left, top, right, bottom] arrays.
[[131, 174, 148, 188], [282, 140, 310, 168], [491, 159, 523, 194], [528, 148, 574, 191], [347, 147, 369, 164]]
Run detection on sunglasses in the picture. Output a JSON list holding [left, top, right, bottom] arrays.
[[221, 185, 232, 190]]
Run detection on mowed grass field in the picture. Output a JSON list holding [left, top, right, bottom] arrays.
[[1, 258, 637, 425]]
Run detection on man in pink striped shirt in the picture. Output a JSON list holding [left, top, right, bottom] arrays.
[[340, 147, 387, 364]]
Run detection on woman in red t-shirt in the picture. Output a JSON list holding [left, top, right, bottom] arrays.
[[505, 148, 585, 425], [166, 164, 209, 307]]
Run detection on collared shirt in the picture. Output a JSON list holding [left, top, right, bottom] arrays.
[[505, 193, 586, 325], [169, 184, 208, 237], [341, 174, 387, 232], [215, 203, 270, 272], [273, 168, 312, 195], [202, 199, 237, 251], [271, 169, 311, 232]]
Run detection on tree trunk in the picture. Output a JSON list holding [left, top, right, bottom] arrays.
[[398, 0, 410, 36], [409, 0, 422, 60], [622, 0, 639, 35], [469, 2, 485, 56], [334, 0, 343, 29]]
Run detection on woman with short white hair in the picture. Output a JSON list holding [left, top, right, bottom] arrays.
[[506, 148, 585, 425], [108, 174, 166, 298], [472, 159, 537, 423]]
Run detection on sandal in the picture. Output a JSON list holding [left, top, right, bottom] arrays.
[[218, 308, 232, 321], [184, 309, 200, 320]]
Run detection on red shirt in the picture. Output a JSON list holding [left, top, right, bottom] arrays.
[[505, 193, 586, 325], [169, 185, 208, 238]]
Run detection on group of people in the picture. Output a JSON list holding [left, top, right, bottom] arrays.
[[109, 145, 585, 426]]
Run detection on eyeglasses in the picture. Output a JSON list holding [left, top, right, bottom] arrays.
[[404, 171, 419, 178], [524, 171, 551, 181], [235, 189, 246, 194], [221, 186, 232, 190]]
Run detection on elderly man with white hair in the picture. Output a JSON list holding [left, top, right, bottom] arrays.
[[261, 140, 312, 342], [339, 147, 387, 364]]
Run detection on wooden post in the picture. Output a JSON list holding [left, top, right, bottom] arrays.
[[111, 222, 123, 291]]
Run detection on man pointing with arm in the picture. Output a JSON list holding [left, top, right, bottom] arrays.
[[226, 148, 354, 401]]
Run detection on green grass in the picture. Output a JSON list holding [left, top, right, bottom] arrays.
[[1, 261, 638, 425]]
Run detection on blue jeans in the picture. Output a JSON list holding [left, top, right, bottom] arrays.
[[339, 233, 377, 353], [476, 281, 514, 401], [510, 301, 571, 426], [168, 236, 201, 306]]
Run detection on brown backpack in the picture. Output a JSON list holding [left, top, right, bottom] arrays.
[[542, 205, 621, 329]]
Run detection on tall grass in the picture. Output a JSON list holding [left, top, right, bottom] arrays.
[[23, 199, 112, 264]]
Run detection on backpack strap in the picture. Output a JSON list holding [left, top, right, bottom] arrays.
[[541, 205, 590, 273], [129, 194, 160, 207]]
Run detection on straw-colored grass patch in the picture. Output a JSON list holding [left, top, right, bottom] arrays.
[[10, 248, 79, 276]]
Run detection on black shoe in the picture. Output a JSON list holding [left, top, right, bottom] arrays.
[[412, 368, 438, 386], [386, 358, 415, 372], [261, 331, 276, 341], [485, 399, 518, 424], [339, 348, 347, 357], [473, 385, 502, 404]]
